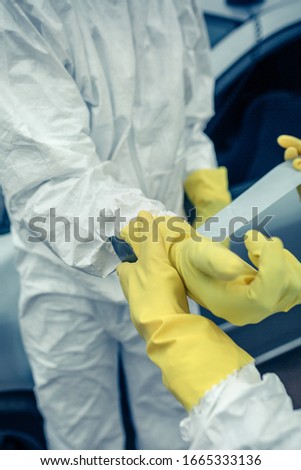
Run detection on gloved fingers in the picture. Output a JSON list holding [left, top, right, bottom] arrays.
[[245, 230, 270, 267], [131, 211, 175, 266], [186, 239, 255, 280], [292, 157, 301, 171], [117, 212, 158, 296], [248, 236, 286, 309], [136, 211, 166, 262], [277, 135, 301, 153], [277, 135, 301, 170], [244, 230, 285, 267], [120, 210, 155, 257], [284, 147, 299, 160], [157, 215, 193, 245]]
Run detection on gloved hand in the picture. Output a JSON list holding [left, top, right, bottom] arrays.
[[117, 211, 253, 411], [184, 167, 232, 228], [245, 230, 301, 313], [120, 211, 257, 325], [169, 229, 301, 326], [277, 135, 301, 171], [120, 213, 301, 325]]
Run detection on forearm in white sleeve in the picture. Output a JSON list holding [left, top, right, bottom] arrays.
[[176, 1, 217, 177], [0, 3, 165, 277], [180, 363, 301, 450]]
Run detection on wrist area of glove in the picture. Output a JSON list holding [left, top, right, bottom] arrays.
[[184, 167, 231, 212], [168, 239, 190, 286], [154, 215, 196, 263], [128, 278, 190, 342], [149, 314, 253, 411]]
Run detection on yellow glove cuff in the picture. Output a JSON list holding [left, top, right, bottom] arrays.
[[147, 314, 253, 411], [184, 167, 231, 208], [184, 167, 231, 228]]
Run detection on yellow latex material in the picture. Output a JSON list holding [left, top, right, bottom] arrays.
[[121, 212, 260, 325], [245, 231, 301, 312], [277, 134, 301, 171], [120, 213, 301, 326], [117, 211, 253, 411], [184, 167, 232, 228], [170, 229, 301, 325]]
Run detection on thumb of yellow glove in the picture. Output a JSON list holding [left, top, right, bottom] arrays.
[[245, 230, 301, 312]]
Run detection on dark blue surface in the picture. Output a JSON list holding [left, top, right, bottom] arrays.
[[0, 191, 10, 235]]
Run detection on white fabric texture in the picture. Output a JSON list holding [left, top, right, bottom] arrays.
[[18, 255, 187, 450], [180, 363, 301, 450], [0, 0, 215, 449], [0, 0, 216, 283]]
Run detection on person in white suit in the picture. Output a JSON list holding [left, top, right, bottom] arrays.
[[0, 0, 232, 449]]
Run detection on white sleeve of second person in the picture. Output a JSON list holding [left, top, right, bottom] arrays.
[[180, 363, 301, 450], [0, 4, 166, 278], [176, 1, 217, 178]]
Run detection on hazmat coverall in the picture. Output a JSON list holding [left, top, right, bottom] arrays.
[[0, 0, 218, 449]]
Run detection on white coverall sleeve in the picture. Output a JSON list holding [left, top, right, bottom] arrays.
[[180, 363, 301, 450], [176, 0, 217, 177], [0, 3, 165, 277]]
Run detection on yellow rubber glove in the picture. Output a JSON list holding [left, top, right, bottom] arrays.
[[277, 135, 301, 171], [245, 231, 301, 313], [121, 213, 301, 325], [170, 229, 301, 326], [117, 211, 253, 411], [184, 167, 232, 228], [120, 211, 257, 326], [152, 221, 301, 325]]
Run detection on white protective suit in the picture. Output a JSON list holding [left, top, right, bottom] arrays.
[[180, 363, 301, 449], [0, 0, 216, 449]]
